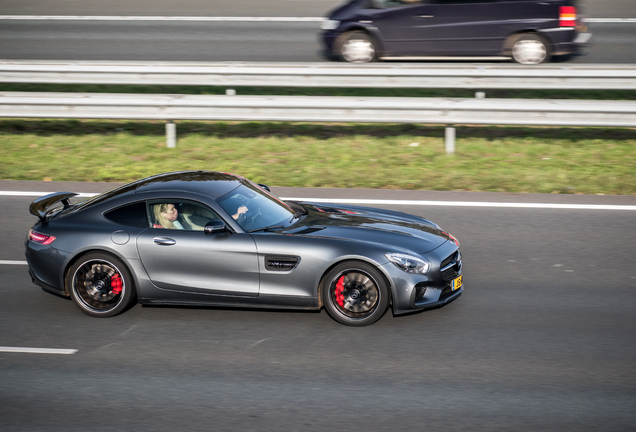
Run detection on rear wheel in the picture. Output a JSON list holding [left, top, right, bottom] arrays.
[[66, 252, 135, 318], [511, 34, 550, 65], [321, 261, 389, 326], [337, 31, 378, 63]]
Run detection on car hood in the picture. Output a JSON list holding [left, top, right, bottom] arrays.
[[286, 202, 449, 254]]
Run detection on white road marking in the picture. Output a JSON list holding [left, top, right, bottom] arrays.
[[2, 191, 635, 211], [0, 15, 632, 23], [0, 191, 97, 197], [0, 15, 324, 22], [0, 260, 28, 265], [587, 18, 636, 23], [282, 197, 636, 211], [0, 346, 77, 354]]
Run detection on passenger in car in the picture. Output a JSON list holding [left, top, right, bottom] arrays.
[[152, 203, 192, 230]]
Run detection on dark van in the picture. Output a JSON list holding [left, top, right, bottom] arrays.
[[321, 0, 591, 64]]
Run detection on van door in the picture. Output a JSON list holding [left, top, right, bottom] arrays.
[[364, 0, 440, 56], [429, 0, 553, 55]]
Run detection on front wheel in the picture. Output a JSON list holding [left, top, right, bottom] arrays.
[[66, 252, 136, 318], [336, 31, 378, 63], [511, 34, 550, 65], [321, 261, 390, 326]]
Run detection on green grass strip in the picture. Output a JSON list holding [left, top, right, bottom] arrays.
[[2, 119, 634, 195]]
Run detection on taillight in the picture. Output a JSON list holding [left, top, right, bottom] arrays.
[[28, 229, 56, 245], [559, 6, 576, 27]]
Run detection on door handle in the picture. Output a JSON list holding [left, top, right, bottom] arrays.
[[153, 237, 176, 246]]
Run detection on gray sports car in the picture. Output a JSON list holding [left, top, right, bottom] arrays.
[[26, 171, 463, 326]]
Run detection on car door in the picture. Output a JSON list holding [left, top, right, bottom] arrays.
[[137, 199, 260, 297], [429, 0, 513, 55], [364, 0, 440, 55]]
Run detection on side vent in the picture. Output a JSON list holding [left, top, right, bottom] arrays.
[[265, 255, 300, 272]]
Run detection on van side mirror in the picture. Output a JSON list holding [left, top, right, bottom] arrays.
[[204, 220, 227, 234]]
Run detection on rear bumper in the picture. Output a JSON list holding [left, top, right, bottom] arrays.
[[28, 268, 67, 296], [573, 32, 592, 45]]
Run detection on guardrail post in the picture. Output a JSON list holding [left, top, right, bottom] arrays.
[[226, 88, 236, 96], [445, 126, 455, 155], [475, 91, 486, 99], [166, 121, 176, 148]]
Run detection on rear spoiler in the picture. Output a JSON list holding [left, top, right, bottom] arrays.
[[29, 192, 78, 223]]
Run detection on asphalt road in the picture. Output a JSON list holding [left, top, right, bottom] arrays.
[[1, 0, 633, 18], [1, 181, 635, 431], [0, 0, 635, 63], [0, 20, 634, 63]]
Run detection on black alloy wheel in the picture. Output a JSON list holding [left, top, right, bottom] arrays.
[[66, 252, 135, 318], [321, 261, 390, 326]]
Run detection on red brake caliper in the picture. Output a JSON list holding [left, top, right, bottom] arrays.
[[335, 276, 345, 308], [110, 274, 123, 295]]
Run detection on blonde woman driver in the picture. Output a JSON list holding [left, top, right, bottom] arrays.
[[153, 203, 191, 230]]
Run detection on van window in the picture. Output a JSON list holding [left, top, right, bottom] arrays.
[[435, 0, 497, 4], [367, 0, 426, 8]]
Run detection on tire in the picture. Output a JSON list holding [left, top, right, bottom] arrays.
[[511, 34, 551, 65], [66, 252, 136, 318], [336, 31, 378, 63], [321, 261, 390, 326]]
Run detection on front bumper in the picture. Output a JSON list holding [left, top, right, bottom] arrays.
[[383, 241, 463, 315]]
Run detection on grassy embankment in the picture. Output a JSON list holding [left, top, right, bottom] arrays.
[[1, 85, 634, 194]]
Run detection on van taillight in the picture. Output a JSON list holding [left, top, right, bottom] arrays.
[[28, 229, 56, 245], [559, 6, 576, 27]]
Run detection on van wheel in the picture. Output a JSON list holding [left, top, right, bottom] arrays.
[[337, 31, 378, 63], [511, 34, 551, 65]]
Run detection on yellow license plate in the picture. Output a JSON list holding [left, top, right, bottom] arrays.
[[451, 275, 463, 291]]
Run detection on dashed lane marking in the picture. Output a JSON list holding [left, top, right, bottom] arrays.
[[0, 346, 77, 355]]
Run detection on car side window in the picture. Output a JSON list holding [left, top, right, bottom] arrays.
[[104, 202, 149, 228], [435, 0, 496, 4], [149, 200, 221, 231], [367, 0, 426, 8]]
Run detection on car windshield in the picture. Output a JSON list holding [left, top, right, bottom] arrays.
[[216, 182, 296, 232]]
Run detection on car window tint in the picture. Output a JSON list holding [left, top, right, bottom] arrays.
[[104, 202, 149, 228], [149, 200, 220, 231], [367, 0, 426, 8], [435, 0, 497, 4]]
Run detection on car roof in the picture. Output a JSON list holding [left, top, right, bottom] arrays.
[[74, 171, 243, 211], [134, 171, 242, 198]]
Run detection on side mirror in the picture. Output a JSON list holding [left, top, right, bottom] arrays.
[[258, 183, 271, 192], [204, 220, 227, 234]]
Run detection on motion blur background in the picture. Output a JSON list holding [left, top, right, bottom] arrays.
[[1, 1, 635, 431]]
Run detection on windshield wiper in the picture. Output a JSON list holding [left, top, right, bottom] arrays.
[[289, 211, 301, 223], [247, 225, 285, 233]]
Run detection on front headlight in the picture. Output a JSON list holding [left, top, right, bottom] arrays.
[[385, 253, 430, 274], [321, 19, 340, 30]]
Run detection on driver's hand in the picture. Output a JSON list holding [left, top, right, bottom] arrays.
[[232, 205, 248, 220]]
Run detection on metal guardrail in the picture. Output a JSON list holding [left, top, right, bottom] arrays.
[[1, 61, 636, 90], [2, 92, 635, 152]]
